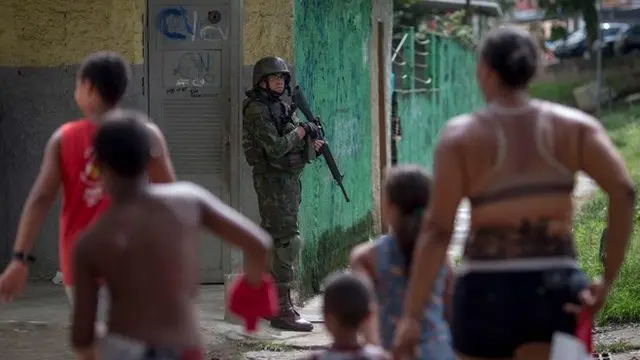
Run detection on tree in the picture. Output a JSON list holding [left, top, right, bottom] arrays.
[[393, 0, 422, 29], [463, 0, 472, 23], [496, 0, 515, 15], [537, 0, 598, 46]]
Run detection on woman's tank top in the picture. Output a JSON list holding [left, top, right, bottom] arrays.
[[58, 119, 111, 286], [374, 235, 454, 359]]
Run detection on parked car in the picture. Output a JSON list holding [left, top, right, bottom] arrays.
[[554, 22, 630, 59], [614, 23, 640, 55]]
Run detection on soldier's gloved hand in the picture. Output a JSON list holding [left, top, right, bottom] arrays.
[[301, 122, 320, 138]]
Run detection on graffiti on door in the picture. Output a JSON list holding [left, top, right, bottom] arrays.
[[157, 6, 228, 42], [173, 51, 215, 87]]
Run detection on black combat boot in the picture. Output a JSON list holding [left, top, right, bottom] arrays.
[[270, 286, 314, 332]]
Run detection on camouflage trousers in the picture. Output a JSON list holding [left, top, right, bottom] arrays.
[[253, 171, 303, 287]]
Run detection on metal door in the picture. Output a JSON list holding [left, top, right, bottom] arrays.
[[146, 0, 238, 283]]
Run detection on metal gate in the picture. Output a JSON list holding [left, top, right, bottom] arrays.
[[145, 0, 241, 283]]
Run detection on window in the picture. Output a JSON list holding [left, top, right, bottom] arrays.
[[603, 27, 623, 37]]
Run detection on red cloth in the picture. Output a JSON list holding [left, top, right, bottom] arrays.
[[58, 119, 111, 285], [576, 309, 593, 354], [179, 348, 205, 360], [228, 274, 278, 332]]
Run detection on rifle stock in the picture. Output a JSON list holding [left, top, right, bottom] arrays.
[[291, 85, 350, 202]]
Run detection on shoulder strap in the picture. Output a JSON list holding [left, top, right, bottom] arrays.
[[534, 104, 571, 175]]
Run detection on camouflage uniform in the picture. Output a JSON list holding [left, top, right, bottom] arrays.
[[242, 56, 315, 332]]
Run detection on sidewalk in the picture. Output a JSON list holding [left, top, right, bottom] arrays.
[[0, 173, 602, 359], [596, 325, 640, 360], [0, 282, 329, 360], [615, 351, 640, 360]]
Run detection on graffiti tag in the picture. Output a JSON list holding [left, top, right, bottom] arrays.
[[157, 7, 193, 40], [165, 86, 213, 98], [157, 7, 228, 42], [172, 51, 215, 87]]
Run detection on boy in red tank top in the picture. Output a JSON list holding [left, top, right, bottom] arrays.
[[0, 52, 176, 330]]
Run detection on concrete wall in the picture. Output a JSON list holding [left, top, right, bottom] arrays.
[[293, 0, 393, 299], [238, 0, 295, 234], [0, 0, 146, 277], [0, 0, 391, 289], [243, 0, 294, 66], [0, 0, 295, 276]]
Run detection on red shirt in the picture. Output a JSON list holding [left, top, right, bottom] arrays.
[[58, 119, 110, 285]]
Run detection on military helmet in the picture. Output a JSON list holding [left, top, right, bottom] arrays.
[[252, 56, 290, 87]]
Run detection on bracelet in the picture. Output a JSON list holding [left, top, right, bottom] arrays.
[[13, 252, 36, 264]]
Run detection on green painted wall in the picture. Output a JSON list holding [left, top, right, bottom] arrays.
[[293, 0, 373, 299], [396, 33, 484, 168]]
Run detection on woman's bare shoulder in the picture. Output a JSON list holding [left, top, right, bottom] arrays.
[[439, 113, 478, 144], [350, 241, 376, 264], [350, 240, 377, 277], [540, 100, 603, 130]]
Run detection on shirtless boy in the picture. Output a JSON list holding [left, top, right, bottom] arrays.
[[0, 52, 176, 327], [71, 109, 272, 360]]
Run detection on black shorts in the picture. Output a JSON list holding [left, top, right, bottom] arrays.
[[452, 267, 589, 358]]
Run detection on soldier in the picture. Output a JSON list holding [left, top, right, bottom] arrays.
[[242, 56, 323, 332]]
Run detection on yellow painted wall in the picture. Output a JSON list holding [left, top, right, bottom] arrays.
[[0, 0, 145, 67], [243, 0, 294, 65], [0, 0, 292, 67]]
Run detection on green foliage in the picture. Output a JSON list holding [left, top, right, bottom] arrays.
[[537, 0, 598, 45], [418, 10, 475, 49], [496, 0, 514, 14], [550, 24, 568, 42], [393, 0, 422, 29], [574, 107, 640, 325]]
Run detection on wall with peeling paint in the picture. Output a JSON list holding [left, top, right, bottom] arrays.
[[0, 0, 393, 290], [0, 0, 146, 275], [293, 0, 395, 298], [0, 0, 297, 278], [243, 0, 294, 65]]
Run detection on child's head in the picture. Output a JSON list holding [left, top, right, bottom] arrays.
[[94, 109, 151, 190], [323, 272, 373, 337], [75, 51, 131, 116], [382, 165, 432, 267]]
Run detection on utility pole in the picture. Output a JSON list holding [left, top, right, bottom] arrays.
[[595, 0, 604, 117]]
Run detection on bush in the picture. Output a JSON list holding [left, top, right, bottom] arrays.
[[574, 106, 640, 325], [530, 80, 583, 106]]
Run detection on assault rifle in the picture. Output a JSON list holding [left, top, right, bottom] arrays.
[[291, 85, 350, 202]]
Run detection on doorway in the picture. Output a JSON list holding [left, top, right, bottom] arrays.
[[144, 0, 242, 283], [377, 20, 389, 233]]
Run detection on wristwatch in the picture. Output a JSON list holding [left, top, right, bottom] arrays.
[[13, 252, 36, 264]]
